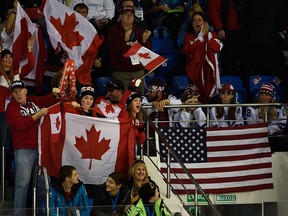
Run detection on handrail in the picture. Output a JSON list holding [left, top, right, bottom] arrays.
[[32, 166, 50, 216], [142, 108, 222, 216], [141, 102, 288, 216], [1, 125, 9, 202]]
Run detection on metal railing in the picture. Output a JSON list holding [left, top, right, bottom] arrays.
[[141, 102, 288, 216]]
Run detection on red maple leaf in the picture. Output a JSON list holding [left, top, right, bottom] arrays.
[[74, 125, 111, 169], [50, 13, 84, 50], [54, 116, 61, 130], [105, 103, 115, 114], [138, 52, 151, 59]]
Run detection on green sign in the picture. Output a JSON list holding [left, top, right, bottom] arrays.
[[215, 195, 237, 203], [187, 194, 209, 203]]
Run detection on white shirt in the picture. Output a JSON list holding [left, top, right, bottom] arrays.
[[246, 106, 287, 135], [209, 106, 244, 127], [70, 0, 115, 20]]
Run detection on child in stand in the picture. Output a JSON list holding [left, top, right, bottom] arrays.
[[172, 84, 206, 128], [209, 84, 243, 127], [127, 182, 171, 216]]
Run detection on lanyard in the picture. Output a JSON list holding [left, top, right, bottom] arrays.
[[110, 190, 120, 212], [145, 206, 155, 216], [130, 31, 135, 42]]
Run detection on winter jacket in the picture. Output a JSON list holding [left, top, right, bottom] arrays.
[[90, 183, 131, 216], [127, 198, 171, 216], [49, 180, 91, 216]]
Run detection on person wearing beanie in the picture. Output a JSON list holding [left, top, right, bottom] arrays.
[[125, 91, 146, 148], [91, 172, 131, 216], [64, 85, 97, 117], [246, 83, 287, 135], [127, 182, 171, 216], [0, 33, 36, 113], [209, 83, 244, 127], [172, 84, 206, 128]]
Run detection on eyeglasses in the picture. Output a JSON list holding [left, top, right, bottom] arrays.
[[220, 91, 233, 95]]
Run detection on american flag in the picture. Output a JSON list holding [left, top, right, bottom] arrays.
[[159, 123, 273, 194]]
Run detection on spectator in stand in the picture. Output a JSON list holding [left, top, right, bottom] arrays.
[[106, 6, 152, 95], [0, 35, 36, 187], [209, 84, 243, 127], [141, 0, 185, 45], [125, 92, 146, 146], [66, 85, 97, 117], [172, 84, 206, 128], [91, 172, 131, 216], [246, 83, 287, 135], [50, 165, 91, 216], [73, 3, 89, 18], [124, 159, 156, 204], [95, 78, 125, 104], [206, 0, 245, 79], [182, 11, 222, 103], [6, 80, 60, 216], [1, 0, 17, 51], [142, 77, 176, 128], [127, 182, 171, 216], [70, 0, 115, 34]]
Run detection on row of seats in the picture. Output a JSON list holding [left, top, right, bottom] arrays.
[[96, 75, 284, 103], [172, 75, 284, 103]]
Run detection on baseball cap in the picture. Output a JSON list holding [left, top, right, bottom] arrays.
[[11, 80, 25, 92], [219, 83, 235, 92], [120, 6, 135, 14], [106, 78, 125, 91]]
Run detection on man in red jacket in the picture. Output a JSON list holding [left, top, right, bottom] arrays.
[[6, 80, 59, 216]]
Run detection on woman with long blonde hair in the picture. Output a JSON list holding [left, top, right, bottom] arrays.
[[246, 83, 287, 135]]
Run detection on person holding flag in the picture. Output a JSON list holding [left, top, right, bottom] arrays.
[[6, 80, 60, 216], [106, 5, 152, 95]]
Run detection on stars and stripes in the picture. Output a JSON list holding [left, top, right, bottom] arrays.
[[159, 123, 273, 194]]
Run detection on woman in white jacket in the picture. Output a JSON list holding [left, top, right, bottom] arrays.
[[246, 83, 287, 135], [209, 83, 243, 127]]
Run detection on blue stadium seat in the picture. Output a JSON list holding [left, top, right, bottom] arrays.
[[248, 75, 283, 102], [172, 76, 190, 98], [153, 27, 171, 39], [96, 76, 111, 96], [220, 76, 246, 103]]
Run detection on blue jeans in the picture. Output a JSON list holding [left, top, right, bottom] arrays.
[[14, 149, 38, 216]]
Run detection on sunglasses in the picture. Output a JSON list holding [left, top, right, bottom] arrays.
[[220, 91, 233, 95]]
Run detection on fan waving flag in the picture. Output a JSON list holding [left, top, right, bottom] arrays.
[[92, 99, 122, 119], [43, 0, 104, 85], [159, 123, 273, 194], [38, 102, 62, 177], [124, 43, 167, 72], [39, 111, 135, 182], [13, 2, 47, 88]]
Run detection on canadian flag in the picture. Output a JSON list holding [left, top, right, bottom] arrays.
[[12, 2, 47, 88], [92, 99, 122, 119], [43, 0, 104, 85], [39, 111, 135, 182], [124, 43, 167, 72], [38, 102, 62, 176]]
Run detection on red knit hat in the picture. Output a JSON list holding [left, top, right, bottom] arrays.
[[258, 83, 275, 97]]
